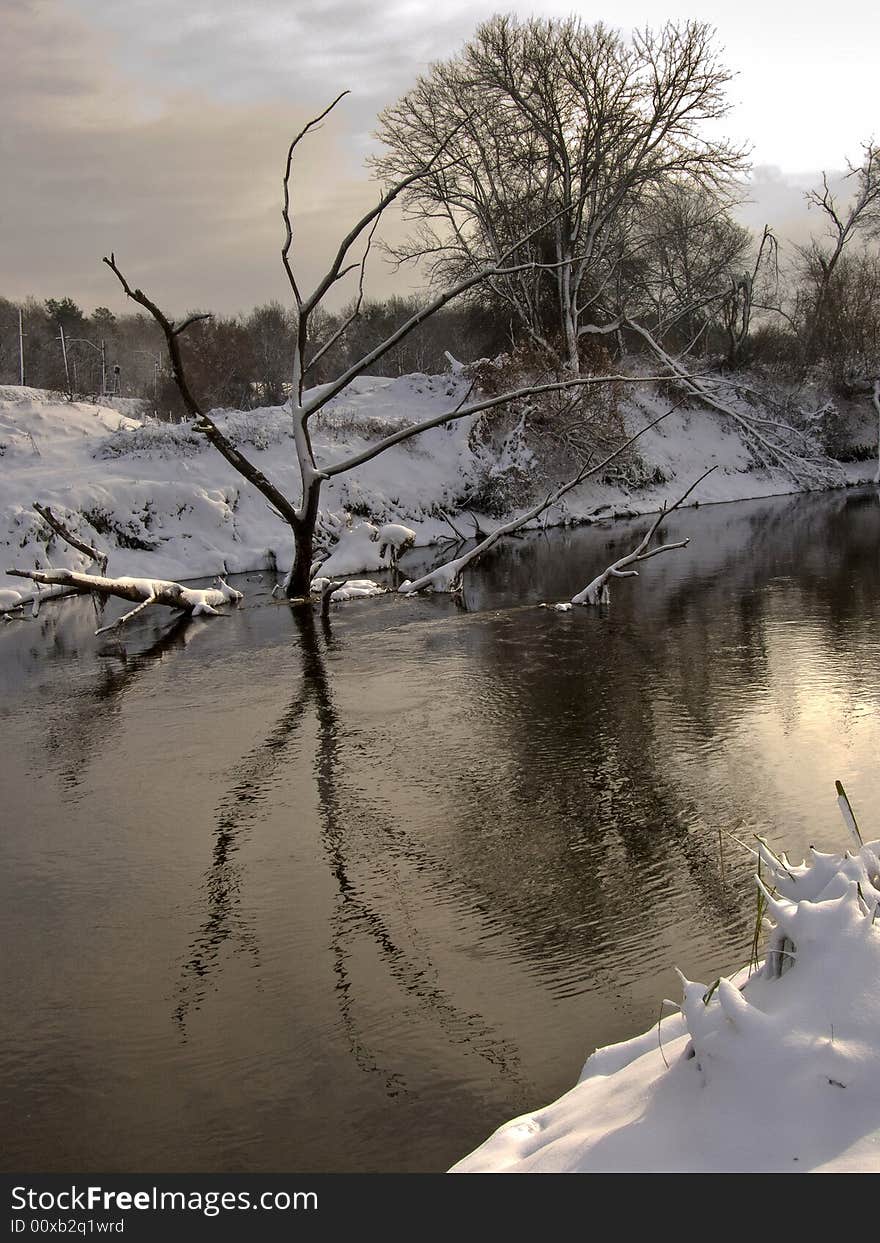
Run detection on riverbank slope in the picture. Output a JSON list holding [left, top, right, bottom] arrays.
[[0, 373, 874, 605]]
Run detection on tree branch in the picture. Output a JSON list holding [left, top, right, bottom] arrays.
[[33, 503, 108, 572], [321, 372, 673, 478], [282, 91, 351, 306], [102, 253, 304, 529], [398, 404, 680, 594], [570, 466, 716, 604]]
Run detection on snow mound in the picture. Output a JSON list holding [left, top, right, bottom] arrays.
[[310, 577, 385, 601], [453, 829, 880, 1173]]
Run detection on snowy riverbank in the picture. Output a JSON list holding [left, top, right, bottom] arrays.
[[453, 823, 880, 1173], [0, 375, 873, 606]]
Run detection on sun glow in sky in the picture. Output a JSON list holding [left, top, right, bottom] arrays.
[[3, 0, 877, 313]]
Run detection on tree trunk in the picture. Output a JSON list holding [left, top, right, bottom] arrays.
[[873, 378, 880, 485], [287, 478, 322, 598], [560, 252, 580, 374]]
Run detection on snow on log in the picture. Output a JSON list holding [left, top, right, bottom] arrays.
[[310, 577, 386, 602], [5, 567, 242, 634], [371, 522, 416, 565]]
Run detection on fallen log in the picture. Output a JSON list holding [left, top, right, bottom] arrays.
[[6, 567, 243, 634]]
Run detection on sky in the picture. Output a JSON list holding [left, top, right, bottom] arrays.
[[3, 0, 878, 317]]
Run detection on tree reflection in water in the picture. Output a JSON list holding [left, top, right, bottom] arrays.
[[173, 602, 527, 1099]]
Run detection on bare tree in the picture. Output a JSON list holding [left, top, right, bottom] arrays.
[[799, 143, 880, 358], [623, 183, 753, 355], [375, 15, 746, 373], [720, 225, 780, 369], [103, 95, 672, 599]]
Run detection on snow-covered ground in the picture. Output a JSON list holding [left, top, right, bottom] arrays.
[[0, 373, 874, 607], [453, 823, 880, 1173]]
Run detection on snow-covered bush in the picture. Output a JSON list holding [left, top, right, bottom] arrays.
[[213, 407, 293, 450], [81, 504, 160, 551], [460, 413, 536, 516], [96, 422, 203, 460]]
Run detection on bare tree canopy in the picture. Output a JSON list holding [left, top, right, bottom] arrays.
[[102, 88, 681, 600], [797, 143, 880, 370], [374, 15, 748, 372]]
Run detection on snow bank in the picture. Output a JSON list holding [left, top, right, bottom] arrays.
[[453, 828, 880, 1173], [0, 374, 872, 605]]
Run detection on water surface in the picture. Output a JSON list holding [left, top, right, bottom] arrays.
[[2, 487, 878, 1171]]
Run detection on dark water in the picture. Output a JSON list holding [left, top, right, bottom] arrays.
[[1, 487, 879, 1173]]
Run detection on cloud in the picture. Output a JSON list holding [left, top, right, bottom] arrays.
[[63, 0, 497, 117], [5, 1, 875, 315], [1, 0, 424, 313], [734, 166, 851, 258]]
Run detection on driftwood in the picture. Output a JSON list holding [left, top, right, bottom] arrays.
[[6, 567, 242, 635], [570, 467, 715, 605]]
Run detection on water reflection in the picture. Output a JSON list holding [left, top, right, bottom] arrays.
[[173, 602, 527, 1101]]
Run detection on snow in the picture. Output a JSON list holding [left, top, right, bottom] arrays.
[[310, 577, 386, 601], [452, 824, 880, 1173], [0, 376, 874, 608]]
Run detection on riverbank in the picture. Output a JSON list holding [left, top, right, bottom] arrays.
[[453, 823, 880, 1173], [0, 375, 874, 606]]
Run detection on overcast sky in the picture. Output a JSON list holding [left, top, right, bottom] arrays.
[[3, 0, 878, 316]]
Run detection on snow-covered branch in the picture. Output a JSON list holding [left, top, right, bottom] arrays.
[[102, 254, 303, 533], [5, 568, 242, 634], [625, 318, 840, 486], [569, 467, 715, 605], [33, 503, 108, 573], [398, 406, 678, 594], [321, 372, 672, 479]]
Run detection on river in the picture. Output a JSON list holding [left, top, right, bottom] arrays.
[[1, 486, 878, 1171]]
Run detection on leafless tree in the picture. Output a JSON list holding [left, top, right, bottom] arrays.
[[103, 94, 672, 599], [799, 143, 880, 358], [623, 183, 753, 355], [375, 15, 747, 373]]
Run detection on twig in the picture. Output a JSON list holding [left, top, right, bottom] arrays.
[[95, 594, 159, 636]]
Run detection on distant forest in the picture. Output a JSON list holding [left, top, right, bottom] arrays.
[[0, 294, 514, 419]]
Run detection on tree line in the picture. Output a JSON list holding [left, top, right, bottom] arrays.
[[0, 293, 510, 417]]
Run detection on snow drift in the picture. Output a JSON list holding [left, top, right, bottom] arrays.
[[453, 825, 880, 1173]]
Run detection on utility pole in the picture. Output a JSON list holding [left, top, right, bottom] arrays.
[[18, 309, 26, 385], [101, 339, 106, 396], [58, 324, 71, 396]]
